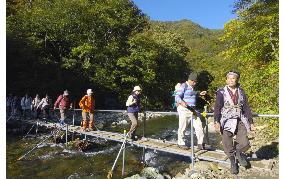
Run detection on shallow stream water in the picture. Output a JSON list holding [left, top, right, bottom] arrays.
[[7, 115, 222, 178]]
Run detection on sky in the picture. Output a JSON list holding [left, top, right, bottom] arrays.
[[132, 0, 237, 29]]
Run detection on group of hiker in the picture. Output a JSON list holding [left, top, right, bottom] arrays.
[[122, 70, 255, 175], [171, 71, 256, 175], [6, 93, 52, 120], [6, 70, 255, 175]]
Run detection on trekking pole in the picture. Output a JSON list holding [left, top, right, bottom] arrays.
[[107, 134, 127, 179], [203, 106, 209, 144], [190, 111, 195, 169]]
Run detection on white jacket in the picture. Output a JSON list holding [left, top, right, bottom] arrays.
[[38, 97, 51, 109]]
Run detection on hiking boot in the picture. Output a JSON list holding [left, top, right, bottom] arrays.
[[83, 128, 90, 132], [81, 120, 88, 131], [132, 135, 139, 141], [89, 120, 94, 130], [197, 143, 205, 150], [236, 151, 248, 167], [59, 119, 65, 126], [178, 145, 189, 150], [229, 157, 238, 174]]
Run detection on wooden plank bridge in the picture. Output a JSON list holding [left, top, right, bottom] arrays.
[[19, 119, 276, 170]]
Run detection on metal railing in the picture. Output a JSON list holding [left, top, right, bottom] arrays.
[[11, 107, 279, 178]]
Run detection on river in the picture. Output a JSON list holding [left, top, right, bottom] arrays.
[[6, 114, 222, 178]]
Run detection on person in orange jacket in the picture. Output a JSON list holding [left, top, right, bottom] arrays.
[[79, 89, 95, 131]]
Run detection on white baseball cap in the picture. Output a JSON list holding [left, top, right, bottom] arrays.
[[63, 90, 69, 96], [87, 89, 93, 94], [133, 86, 141, 92]]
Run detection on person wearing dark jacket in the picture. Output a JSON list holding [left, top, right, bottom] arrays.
[[126, 86, 142, 140], [214, 71, 255, 174], [54, 90, 73, 125], [11, 95, 21, 118]]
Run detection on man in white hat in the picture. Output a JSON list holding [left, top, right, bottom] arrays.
[[54, 90, 73, 125], [79, 89, 95, 131], [125, 86, 142, 140]]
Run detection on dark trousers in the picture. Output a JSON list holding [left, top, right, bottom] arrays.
[[42, 106, 50, 119], [33, 108, 41, 119], [222, 121, 250, 158]]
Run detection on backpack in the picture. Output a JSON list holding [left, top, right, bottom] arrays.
[[126, 95, 134, 107], [173, 82, 188, 108]]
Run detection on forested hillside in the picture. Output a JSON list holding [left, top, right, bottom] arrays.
[[6, 0, 278, 117]]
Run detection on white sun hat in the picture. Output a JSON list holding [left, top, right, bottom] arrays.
[[133, 86, 141, 92], [87, 89, 93, 94]]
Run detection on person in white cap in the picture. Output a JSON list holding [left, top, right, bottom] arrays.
[[54, 90, 73, 125], [125, 86, 142, 140], [79, 89, 95, 131]]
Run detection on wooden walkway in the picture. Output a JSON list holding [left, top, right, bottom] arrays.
[[20, 119, 275, 170]]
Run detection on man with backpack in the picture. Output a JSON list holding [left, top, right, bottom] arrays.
[[175, 72, 207, 149], [54, 90, 73, 125]]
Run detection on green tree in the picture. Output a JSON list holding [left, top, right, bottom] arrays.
[[220, 0, 279, 138], [7, 0, 148, 103], [116, 25, 189, 109]]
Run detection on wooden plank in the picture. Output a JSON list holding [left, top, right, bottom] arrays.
[[198, 150, 227, 160]]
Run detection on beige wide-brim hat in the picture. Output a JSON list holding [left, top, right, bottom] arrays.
[[87, 89, 93, 94], [133, 86, 141, 92]]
